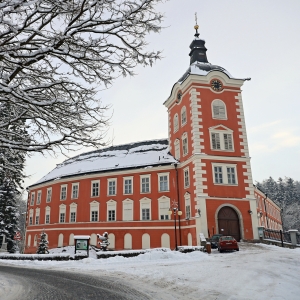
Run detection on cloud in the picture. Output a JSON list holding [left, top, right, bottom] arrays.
[[248, 120, 282, 133]]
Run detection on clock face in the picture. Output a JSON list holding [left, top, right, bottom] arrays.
[[211, 79, 223, 92]]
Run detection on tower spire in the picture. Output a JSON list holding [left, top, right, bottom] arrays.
[[194, 12, 199, 38]]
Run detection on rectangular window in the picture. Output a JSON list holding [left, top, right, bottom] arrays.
[[224, 134, 233, 150], [29, 216, 33, 225], [174, 140, 180, 160], [91, 181, 99, 197], [108, 210, 115, 221], [108, 179, 116, 196], [159, 175, 169, 192], [91, 211, 98, 222], [30, 193, 35, 206], [35, 216, 39, 225], [60, 185, 67, 200], [60, 213, 65, 223], [213, 164, 237, 185], [211, 133, 221, 150], [124, 178, 132, 194], [37, 191, 41, 205], [123, 201, 133, 221], [142, 208, 150, 220], [184, 169, 190, 188], [45, 214, 50, 224], [214, 166, 223, 184], [72, 183, 79, 199], [70, 212, 76, 222], [159, 200, 170, 220], [227, 167, 236, 184], [182, 136, 188, 155], [46, 188, 52, 203], [186, 205, 191, 219], [141, 177, 150, 193]]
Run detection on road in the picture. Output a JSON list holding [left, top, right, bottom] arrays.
[[0, 265, 150, 300]]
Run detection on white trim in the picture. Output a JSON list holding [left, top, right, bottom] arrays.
[[212, 162, 238, 185], [173, 113, 179, 133], [122, 198, 133, 221], [91, 180, 100, 197], [181, 106, 187, 126], [36, 190, 42, 205], [158, 196, 171, 221], [107, 178, 117, 196], [183, 167, 190, 188], [107, 199, 117, 221], [211, 99, 227, 120], [123, 176, 133, 195], [182, 132, 188, 156], [90, 200, 99, 222], [46, 187, 52, 203], [140, 174, 151, 194], [139, 197, 151, 221], [158, 172, 170, 192], [71, 182, 79, 199], [60, 184, 67, 201]]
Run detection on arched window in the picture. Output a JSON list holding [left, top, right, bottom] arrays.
[[142, 233, 150, 249], [58, 233, 64, 247], [173, 114, 179, 132], [181, 106, 187, 126], [27, 234, 31, 247], [187, 233, 192, 246], [90, 233, 97, 246], [34, 234, 38, 246], [108, 233, 115, 249], [212, 100, 227, 119], [182, 132, 188, 156], [69, 233, 74, 246], [124, 233, 132, 249], [161, 233, 170, 248]]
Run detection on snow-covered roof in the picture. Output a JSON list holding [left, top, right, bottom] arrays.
[[32, 139, 177, 186], [178, 61, 233, 83]]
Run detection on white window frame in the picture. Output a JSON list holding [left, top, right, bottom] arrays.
[[123, 176, 133, 195], [181, 106, 187, 126], [107, 178, 117, 196], [29, 209, 33, 225], [182, 133, 188, 156], [158, 172, 169, 192], [107, 200, 116, 221], [212, 163, 238, 185], [158, 196, 170, 220], [140, 174, 151, 194], [45, 206, 51, 224], [36, 190, 42, 205], [212, 99, 227, 119], [30, 192, 35, 206], [46, 187, 52, 203], [35, 208, 40, 225], [60, 184, 67, 201], [140, 197, 151, 221], [173, 113, 179, 132], [122, 199, 133, 221], [71, 183, 79, 199], [174, 139, 180, 160], [59, 204, 66, 223], [209, 126, 234, 151], [70, 203, 77, 223], [184, 167, 190, 188], [90, 201, 99, 222], [184, 193, 191, 219], [91, 180, 100, 197]]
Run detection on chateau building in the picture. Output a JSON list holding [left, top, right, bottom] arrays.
[[25, 26, 282, 253]]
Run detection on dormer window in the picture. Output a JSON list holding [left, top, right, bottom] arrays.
[[212, 100, 227, 119]]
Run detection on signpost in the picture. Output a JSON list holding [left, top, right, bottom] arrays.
[[74, 235, 90, 257]]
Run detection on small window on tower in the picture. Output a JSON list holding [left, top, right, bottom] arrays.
[[212, 100, 227, 119], [174, 114, 179, 132]]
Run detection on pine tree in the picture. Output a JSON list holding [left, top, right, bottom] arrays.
[[0, 178, 20, 253], [36, 231, 49, 254]]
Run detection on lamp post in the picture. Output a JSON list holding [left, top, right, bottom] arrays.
[[168, 203, 182, 251]]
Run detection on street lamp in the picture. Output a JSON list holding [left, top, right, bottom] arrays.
[[168, 204, 182, 251]]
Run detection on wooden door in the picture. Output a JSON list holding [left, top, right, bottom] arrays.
[[218, 206, 241, 241]]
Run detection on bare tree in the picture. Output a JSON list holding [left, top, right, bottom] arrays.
[[0, 0, 164, 153]]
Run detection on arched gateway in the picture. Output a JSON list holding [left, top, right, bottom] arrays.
[[217, 206, 241, 241]]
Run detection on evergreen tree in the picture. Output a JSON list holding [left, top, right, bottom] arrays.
[[0, 103, 26, 253], [0, 178, 20, 252], [36, 231, 49, 254]]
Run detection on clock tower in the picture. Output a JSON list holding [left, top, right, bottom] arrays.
[[164, 24, 259, 243]]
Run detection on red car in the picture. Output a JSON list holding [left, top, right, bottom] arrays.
[[218, 236, 239, 252]]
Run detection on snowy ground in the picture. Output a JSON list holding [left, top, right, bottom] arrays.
[[1, 243, 300, 299]]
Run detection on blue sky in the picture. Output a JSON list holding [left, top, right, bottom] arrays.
[[25, 0, 300, 188]]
